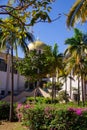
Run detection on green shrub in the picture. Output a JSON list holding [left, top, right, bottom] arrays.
[[57, 90, 69, 102], [26, 97, 35, 103], [0, 101, 17, 121], [16, 103, 87, 130], [17, 104, 45, 130], [0, 101, 10, 120], [26, 97, 59, 104], [43, 97, 52, 104]]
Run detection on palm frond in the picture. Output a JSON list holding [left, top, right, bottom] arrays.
[[67, 0, 85, 28]]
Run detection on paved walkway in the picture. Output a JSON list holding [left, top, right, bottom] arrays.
[[1, 91, 32, 103], [1, 88, 50, 103]]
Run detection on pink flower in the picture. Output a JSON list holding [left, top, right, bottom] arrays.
[[16, 113, 23, 122], [75, 109, 82, 116], [24, 104, 30, 109], [17, 103, 22, 110], [68, 108, 83, 116]]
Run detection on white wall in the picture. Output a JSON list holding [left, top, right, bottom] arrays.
[[0, 71, 25, 94], [0, 71, 7, 92], [49, 76, 82, 100]]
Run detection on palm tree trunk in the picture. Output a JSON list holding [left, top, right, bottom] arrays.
[[84, 75, 86, 102], [5, 54, 10, 95], [55, 69, 59, 98], [81, 74, 85, 106], [65, 76, 67, 103], [77, 77, 80, 106], [9, 46, 14, 122], [51, 77, 55, 103], [70, 72, 72, 99]]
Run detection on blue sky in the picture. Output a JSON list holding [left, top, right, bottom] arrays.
[[33, 0, 87, 53], [0, 0, 87, 57]]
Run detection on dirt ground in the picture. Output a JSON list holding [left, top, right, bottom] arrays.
[[0, 121, 27, 130]]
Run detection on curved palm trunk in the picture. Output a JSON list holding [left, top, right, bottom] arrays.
[[9, 46, 14, 122]]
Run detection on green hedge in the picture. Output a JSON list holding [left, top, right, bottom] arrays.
[[0, 101, 17, 121], [0, 102, 10, 120], [16, 103, 87, 130], [26, 97, 59, 104]]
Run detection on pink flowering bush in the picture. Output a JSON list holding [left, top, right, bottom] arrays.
[[68, 107, 83, 115], [16, 104, 87, 130], [16, 103, 23, 122], [16, 103, 32, 122], [49, 107, 87, 130], [44, 106, 55, 129]]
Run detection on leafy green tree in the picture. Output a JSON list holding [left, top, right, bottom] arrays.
[[16, 46, 53, 87], [0, 0, 56, 28]]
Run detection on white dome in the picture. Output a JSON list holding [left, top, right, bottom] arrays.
[[28, 40, 46, 50], [28, 43, 35, 50]]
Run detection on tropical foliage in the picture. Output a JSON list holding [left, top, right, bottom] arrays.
[[64, 28, 87, 106], [67, 0, 87, 27], [16, 46, 53, 82]]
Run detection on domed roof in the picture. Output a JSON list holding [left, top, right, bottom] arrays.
[[28, 40, 46, 50]]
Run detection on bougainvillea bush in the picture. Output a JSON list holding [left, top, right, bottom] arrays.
[[16, 103, 87, 130]]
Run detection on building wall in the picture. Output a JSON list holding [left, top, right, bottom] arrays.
[[62, 76, 81, 99], [0, 71, 7, 92], [49, 75, 82, 100], [0, 52, 25, 95], [0, 71, 25, 94]]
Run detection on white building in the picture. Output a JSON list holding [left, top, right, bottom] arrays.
[[29, 40, 87, 101], [0, 52, 25, 97], [0, 39, 86, 101]]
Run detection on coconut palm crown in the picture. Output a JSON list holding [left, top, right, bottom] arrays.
[[66, 0, 87, 28]]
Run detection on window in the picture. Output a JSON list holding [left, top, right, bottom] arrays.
[[0, 58, 7, 71]]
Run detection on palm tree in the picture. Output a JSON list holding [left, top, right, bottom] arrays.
[[0, 24, 34, 121], [50, 43, 63, 102], [66, 0, 86, 28], [64, 28, 87, 106]]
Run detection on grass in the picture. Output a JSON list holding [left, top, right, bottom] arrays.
[[0, 121, 27, 130]]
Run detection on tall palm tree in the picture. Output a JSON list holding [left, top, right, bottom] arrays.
[[67, 0, 86, 28], [52, 43, 63, 81], [0, 24, 34, 121], [64, 28, 87, 106], [50, 43, 63, 102]]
